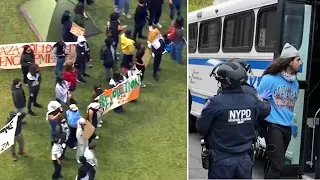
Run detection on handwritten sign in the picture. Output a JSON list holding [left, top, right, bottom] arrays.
[[0, 115, 18, 154], [70, 22, 85, 37], [0, 42, 77, 69], [98, 73, 141, 115]]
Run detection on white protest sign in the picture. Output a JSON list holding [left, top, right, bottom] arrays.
[[0, 115, 18, 154]]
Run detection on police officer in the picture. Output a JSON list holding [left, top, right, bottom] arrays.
[[217, 58, 256, 96], [196, 61, 271, 179]]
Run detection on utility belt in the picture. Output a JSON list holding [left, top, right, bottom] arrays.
[[200, 138, 256, 170]]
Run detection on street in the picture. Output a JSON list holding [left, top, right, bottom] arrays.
[[188, 133, 265, 179]]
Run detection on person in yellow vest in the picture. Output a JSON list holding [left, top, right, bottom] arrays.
[[120, 30, 135, 72]]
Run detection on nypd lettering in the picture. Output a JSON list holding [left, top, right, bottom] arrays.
[[228, 109, 252, 124]]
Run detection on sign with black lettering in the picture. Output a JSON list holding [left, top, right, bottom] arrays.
[[228, 109, 252, 125], [0, 115, 18, 154]]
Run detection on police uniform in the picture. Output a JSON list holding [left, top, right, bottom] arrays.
[[196, 62, 271, 179]]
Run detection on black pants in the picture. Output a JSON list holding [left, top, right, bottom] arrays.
[[21, 66, 29, 84], [153, 51, 162, 76], [133, 22, 146, 39], [140, 68, 145, 81], [27, 89, 39, 111], [148, 7, 162, 26], [264, 123, 291, 179], [68, 127, 77, 148], [52, 160, 62, 179], [76, 62, 86, 77]]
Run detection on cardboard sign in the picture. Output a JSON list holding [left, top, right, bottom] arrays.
[[70, 22, 85, 37], [82, 120, 95, 140], [0, 42, 77, 69], [142, 48, 151, 67]]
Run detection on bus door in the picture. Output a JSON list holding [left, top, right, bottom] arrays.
[[273, 0, 314, 177]]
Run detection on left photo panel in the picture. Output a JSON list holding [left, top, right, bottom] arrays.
[[0, 0, 188, 179]]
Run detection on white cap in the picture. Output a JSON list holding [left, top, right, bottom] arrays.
[[69, 104, 78, 111], [78, 118, 86, 124], [47, 101, 61, 114], [280, 43, 300, 59]]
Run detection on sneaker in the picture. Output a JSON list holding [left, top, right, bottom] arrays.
[[97, 124, 102, 128], [12, 154, 17, 162], [95, 136, 100, 140], [149, 26, 153, 31], [99, 120, 103, 124], [155, 23, 162, 28], [72, 146, 77, 150], [122, 13, 131, 19], [77, 79, 86, 83], [141, 84, 146, 88]]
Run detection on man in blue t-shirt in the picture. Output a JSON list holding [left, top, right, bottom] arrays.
[[257, 43, 302, 179]]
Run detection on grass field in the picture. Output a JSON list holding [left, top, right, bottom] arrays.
[[0, 0, 187, 179]]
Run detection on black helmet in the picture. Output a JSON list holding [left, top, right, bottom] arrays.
[[210, 62, 248, 88], [226, 58, 252, 73]]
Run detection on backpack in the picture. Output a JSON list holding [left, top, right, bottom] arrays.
[[100, 44, 108, 60], [167, 25, 176, 41]]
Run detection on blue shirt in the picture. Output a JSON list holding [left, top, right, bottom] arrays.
[[66, 109, 81, 128], [256, 74, 299, 127]]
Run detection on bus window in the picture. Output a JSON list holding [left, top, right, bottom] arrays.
[[189, 23, 198, 53], [198, 18, 221, 53], [256, 6, 277, 52], [222, 10, 254, 52], [282, 3, 304, 50]]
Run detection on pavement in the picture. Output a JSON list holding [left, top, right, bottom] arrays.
[[188, 133, 265, 179]]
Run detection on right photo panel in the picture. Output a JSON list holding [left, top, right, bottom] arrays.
[[188, 0, 318, 179]]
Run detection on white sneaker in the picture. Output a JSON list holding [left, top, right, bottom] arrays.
[[155, 23, 162, 28], [162, 50, 167, 55], [77, 159, 81, 164], [149, 26, 153, 31], [95, 136, 100, 140], [72, 146, 77, 150], [99, 120, 103, 124], [141, 83, 146, 88], [97, 124, 102, 128], [122, 13, 131, 19]]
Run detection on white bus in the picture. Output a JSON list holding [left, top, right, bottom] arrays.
[[188, 0, 320, 178]]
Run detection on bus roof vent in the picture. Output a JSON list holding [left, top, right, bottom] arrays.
[[213, 0, 232, 6]]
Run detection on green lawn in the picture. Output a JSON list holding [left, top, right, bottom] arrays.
[[0, 0, 187, 179]]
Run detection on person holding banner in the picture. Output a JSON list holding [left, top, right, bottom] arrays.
[[27, 64, 43, 116], [53, 41, 67, 78], [87, 102, 100, 142], [120, 29, 135, 72], [20, 45, 35, 85], [109, 72, 126, 113], [134, 43, 146, 87], [8, 111, 27, 162]]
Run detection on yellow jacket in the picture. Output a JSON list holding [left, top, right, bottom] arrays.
[[120, 33, 135, 55]]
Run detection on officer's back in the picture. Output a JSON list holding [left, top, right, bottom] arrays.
[[196, 61, 270, 179]]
